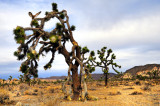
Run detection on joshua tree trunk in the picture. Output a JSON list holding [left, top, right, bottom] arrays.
[[104, 73, 108, 86], [71, 65, 81, 100]]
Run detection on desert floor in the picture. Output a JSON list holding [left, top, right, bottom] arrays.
[[0, 80, 160, 106]]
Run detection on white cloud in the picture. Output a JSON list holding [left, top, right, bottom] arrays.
[[0, 47, 18, 64], [0, 0, 160, 78], [74, 13, 160, 49]]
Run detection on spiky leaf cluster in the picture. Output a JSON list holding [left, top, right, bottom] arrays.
[[60, 13, 65, 19], [49, 35, 58, 43], [13, 26, 25, 44], [52, 3, 58, 12], [81, 46, 89, 54], [86, 64, 95, 73], [31, 20, 39, 27], [70, 25, 76, 31]]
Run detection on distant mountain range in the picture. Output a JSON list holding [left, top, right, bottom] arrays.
[[41, 73, 116, 80], [41, 64, 160, 80]]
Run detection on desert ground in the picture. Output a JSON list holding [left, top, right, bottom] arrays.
[[0, 79, 160, 106]]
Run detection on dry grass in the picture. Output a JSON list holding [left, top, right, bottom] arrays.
[[47, 87, 54, 93], [0, 79, 159, 105], [108, 91, 121, 95], [0, 89, 10, 104], [141, 85, 151, 91], [24, 90, 32, 95], [130, 91, 143, 95]]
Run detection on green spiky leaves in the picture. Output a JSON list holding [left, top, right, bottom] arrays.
[[102, 69, 109, 74], [14, 50, 25, 60], [13, 26, 25, 44], [52, 3, 58, 12], [56, 23, 62, 29], [82, 46, 89, 54], [19, 64, 29, 74], [27, 48, 39, 60], [49, 35, 58, 43], [14, 26, 25, 36], [27, 52, 39, 60], [14, 50, 20, 57], [42, 35, 48, 41], [90, 51, 95, 56], [45, 11, 49, 15], [31, 20, 39, 27], [56, 23, 63, 34], [60, 13, 65, 19], [111, 54, 116, 59], [70, 25, 76, 31], [87, 64, 95, 73], [44, 63, 52, 70], [107, 49, 112, 54]]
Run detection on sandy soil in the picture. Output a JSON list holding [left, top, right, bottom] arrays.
[[0, 80, 160, 106]]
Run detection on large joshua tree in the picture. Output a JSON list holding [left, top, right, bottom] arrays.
[[13, 3, 88, 100]]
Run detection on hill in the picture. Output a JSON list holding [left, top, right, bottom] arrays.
[[123, 64, 160, 78]]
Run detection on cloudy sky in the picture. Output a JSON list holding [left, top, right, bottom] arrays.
[[0, 0, 160, 79]]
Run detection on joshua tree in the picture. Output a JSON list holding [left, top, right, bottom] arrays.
[[2, 79, 5, 88], [8, 76, 12, 85], [152, 69, 159, 79], [147, 72, 152, 80], [90, 47, 121, 86], [13, 3, 93, 100], [18, 75, 24, 83]]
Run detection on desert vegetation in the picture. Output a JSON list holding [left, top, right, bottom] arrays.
[[0, 2, 159, 106], [0, 75, 160, 105]]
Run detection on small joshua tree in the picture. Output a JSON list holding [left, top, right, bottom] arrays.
[[13, 3, 93, 100], [18, 75, 24, 83], [2, 79, 5, 88], [152, 69, 159, 79], [8, 76, 12, 85], [90, 47, 121, 86]]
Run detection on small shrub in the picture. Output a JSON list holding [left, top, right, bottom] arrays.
[[96, 83, 103, 86], [16, 92, 21, 97], [44, 98, 60, 106], [19, 84, 29, 91], [24, 90, 32, 95], [12, 82, 16, 85], [34, 89, 38, 92], [130, 91, 142, 95], [32, 92, 38, 96], [0, 89, 9, 104], [38, 90, 44, 96], [108, 91, 121, 95], [141, 85, 151, 91], [47, 87, 54, 93], [123, 87, 134, 90], [19, 84, 29, 95], [86, 94, 98, 101], [135, 81, 141, 85]]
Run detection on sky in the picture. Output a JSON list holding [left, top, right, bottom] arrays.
[[0, 0, 160, 79]]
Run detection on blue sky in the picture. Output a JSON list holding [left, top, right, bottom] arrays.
[[0, 0, 160, 79]]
